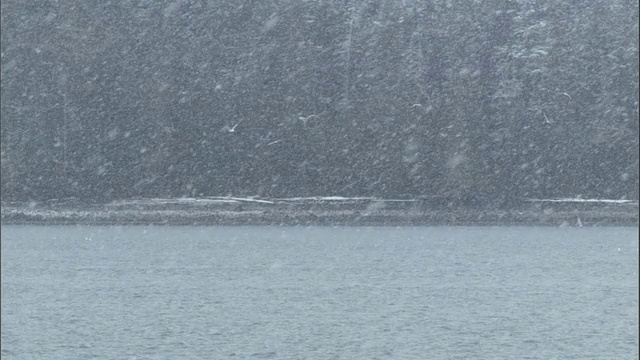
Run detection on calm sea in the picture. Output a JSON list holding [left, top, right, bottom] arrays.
[[1, 226, 638, 359]]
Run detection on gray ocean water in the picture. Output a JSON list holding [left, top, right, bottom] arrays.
[[1, 226, 638, 360]]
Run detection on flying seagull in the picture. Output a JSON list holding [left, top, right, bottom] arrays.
[[298, 114, 320, 126], [223, 123, 239, 133]]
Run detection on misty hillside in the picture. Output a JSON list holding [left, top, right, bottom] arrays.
[[1, 0, 638, 208]]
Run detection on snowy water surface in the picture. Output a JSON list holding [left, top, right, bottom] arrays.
[[1, 226, 638, 359]]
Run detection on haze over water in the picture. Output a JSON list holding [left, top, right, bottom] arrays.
[[2, 226, 638, 359]]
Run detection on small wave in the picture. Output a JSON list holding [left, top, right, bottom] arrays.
[[250, 351, 277, 358]]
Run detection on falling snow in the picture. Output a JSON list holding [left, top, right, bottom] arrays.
[[1, 0, 637, 223]]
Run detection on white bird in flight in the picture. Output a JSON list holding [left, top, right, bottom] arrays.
[[298, 114, 320, 126], [223, 123, 239, 133]]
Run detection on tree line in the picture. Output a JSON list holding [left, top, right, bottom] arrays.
[[1, 0, 638, 207]]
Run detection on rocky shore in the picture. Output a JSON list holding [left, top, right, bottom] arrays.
[[2, 197, 638, 226]]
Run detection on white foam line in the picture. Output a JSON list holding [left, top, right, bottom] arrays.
[[274, 196, 375, 201], [227, 197, 275, 204], [526, 198, 638, 204], [371, 199, 418, 202]]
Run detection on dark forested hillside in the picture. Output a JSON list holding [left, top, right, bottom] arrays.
[[1, 0, 638, 207]]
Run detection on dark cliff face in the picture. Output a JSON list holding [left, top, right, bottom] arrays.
[[1, 0, 638, 206]]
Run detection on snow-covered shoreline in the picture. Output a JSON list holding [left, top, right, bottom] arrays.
[[2, 197, 637, 226], [526, 198, 639, 205]]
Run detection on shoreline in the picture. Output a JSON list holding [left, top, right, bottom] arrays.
[[2, 199, 638, 227]]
